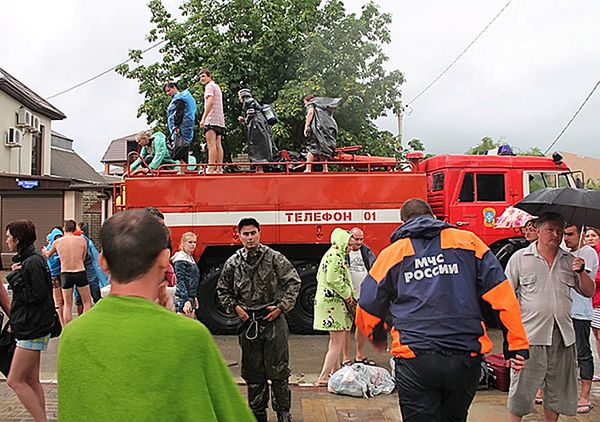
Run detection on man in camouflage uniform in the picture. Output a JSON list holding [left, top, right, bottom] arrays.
[[217, 217, 301, 422]]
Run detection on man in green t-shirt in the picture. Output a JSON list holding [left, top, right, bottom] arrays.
[[57, 210, 254, 421]]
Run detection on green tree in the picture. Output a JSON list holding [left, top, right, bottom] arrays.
[[465, 136, 500, 155], [407, 139, 424, 151], [516, 146, 544, 157], [116, 0, 403, 161]]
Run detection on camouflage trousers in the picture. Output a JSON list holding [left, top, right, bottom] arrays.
[[239, 313, 291, 421]]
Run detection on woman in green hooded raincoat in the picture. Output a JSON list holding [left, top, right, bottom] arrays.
[[314, 228, 356, 385]]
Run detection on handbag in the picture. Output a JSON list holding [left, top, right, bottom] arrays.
[[168, 134, 190, 161], [0, 315, 16, 377]]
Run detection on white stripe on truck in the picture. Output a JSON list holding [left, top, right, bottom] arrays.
[[163, 209, 402, 227]]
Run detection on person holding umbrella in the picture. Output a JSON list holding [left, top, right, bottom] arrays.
[[506, 212, 595, 420]]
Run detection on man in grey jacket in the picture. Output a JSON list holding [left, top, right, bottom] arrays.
[[217, 217, 301, 422]]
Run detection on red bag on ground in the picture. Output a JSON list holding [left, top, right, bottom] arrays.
[[484, 353, 510, 392]]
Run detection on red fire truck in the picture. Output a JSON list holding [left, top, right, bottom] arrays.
[[115, 150, 576, 333]]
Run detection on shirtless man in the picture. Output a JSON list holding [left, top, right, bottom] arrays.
[[46, 220, 93, 324]]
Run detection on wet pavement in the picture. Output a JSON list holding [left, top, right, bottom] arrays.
[[2, 330, 600, 420]]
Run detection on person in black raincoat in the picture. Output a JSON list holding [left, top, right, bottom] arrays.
[[303, 95, 342, 173], [237, 89, 275, 173]]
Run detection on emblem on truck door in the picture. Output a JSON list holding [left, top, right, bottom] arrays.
[[483, 207, 497, 228]]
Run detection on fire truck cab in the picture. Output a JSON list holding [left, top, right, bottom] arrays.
[[416, 154, 575, 264]]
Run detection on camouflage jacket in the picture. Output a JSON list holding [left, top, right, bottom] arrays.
[[217, 244, 301, 314]]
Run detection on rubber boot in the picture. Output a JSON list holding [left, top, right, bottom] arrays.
[[277, 411, 292, 422], [253, 411, 268, 422]]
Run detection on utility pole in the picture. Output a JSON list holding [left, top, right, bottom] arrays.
[[396, 108, 404, 147]]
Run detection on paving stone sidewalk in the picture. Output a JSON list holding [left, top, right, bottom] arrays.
[[2, 381, 600, 421]]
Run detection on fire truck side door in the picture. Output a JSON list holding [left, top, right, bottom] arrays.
[[451, 172, 476, 228], [451, 172, 507, 243]]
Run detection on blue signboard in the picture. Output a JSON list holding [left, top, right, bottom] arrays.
[[16, 179, 39, 189]]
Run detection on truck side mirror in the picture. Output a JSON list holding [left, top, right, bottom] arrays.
[[575, 177, 584, 189]]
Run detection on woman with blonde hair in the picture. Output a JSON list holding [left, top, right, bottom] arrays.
[[172, 232, 200, 318], [130, 130, 177, 174], [313, 228, 356, 386]]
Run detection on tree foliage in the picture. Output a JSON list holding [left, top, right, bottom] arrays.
[[465, 136, 500, 155], [116, 0, 404, 161], [465, 137, 544, 157]]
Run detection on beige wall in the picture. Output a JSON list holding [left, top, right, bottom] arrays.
[[63, 191, 83, 223], [0, 91, 53, 176]]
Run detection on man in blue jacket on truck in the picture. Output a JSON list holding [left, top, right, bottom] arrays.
[[356, 198, 530, 422]]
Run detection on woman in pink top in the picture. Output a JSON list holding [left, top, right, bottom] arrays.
[[199, 69, 225, 174], [586, 227, 600, 381]]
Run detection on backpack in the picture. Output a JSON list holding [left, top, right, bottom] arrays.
[[261, 104, 279, 125]]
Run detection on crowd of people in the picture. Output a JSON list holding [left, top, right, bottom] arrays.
[[1, 199, 600, 421], [130, 68, 342, 175]]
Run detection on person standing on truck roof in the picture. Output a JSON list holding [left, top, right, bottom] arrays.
[[237, 88, 275, 173], [164, 81, 197, 170], [130, 131, 178, 174], [303, 95, 341, 173], [199, 69, 225, 174], [506, 213, 595, 420], [342, 227, 376, 366], [356, 198, 529, 422], [217, 217, 301, 422], [57, 210, 254, 422]]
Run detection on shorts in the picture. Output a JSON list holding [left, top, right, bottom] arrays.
[[508, 327, 577, 416], [591, 308, 600, 329], [51, 275, 61, 289], [61, 270, 89, 289], [16, 334, 51, 351], [204, 125, 225, 136]]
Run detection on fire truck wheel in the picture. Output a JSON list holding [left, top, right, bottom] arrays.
[[196, 265, 240, 334], [286, 262, 320, 334]]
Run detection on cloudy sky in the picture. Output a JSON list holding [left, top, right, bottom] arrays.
[[1, 0, 598, 170]]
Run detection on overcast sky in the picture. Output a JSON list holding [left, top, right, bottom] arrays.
[[1, 0, 598, 170]]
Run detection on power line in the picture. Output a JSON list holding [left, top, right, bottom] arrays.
[[406, 0, 513, 107], [543, 80, 600, 155], [46, 40, 166, 100]]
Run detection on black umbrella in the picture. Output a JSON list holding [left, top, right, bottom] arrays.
[[514, 187, 600, 229]]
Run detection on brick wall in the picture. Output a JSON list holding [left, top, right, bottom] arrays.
[[82, 191, 101, 247]]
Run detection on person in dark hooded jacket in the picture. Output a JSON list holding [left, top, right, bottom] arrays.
[[356, 199, 530, 422], [5, 220, 56, 422], [237, 88, 275, 173]]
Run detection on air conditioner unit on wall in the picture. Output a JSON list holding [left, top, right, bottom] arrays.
[[31, 115, 40, 132], [17, 108, 32, 128], [5, 127, 23, 146]]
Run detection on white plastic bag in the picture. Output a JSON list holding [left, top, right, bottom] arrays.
[[327, 363, 395, 398]]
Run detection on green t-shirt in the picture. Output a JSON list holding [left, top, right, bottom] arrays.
[[57, 295, 254, 421]]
